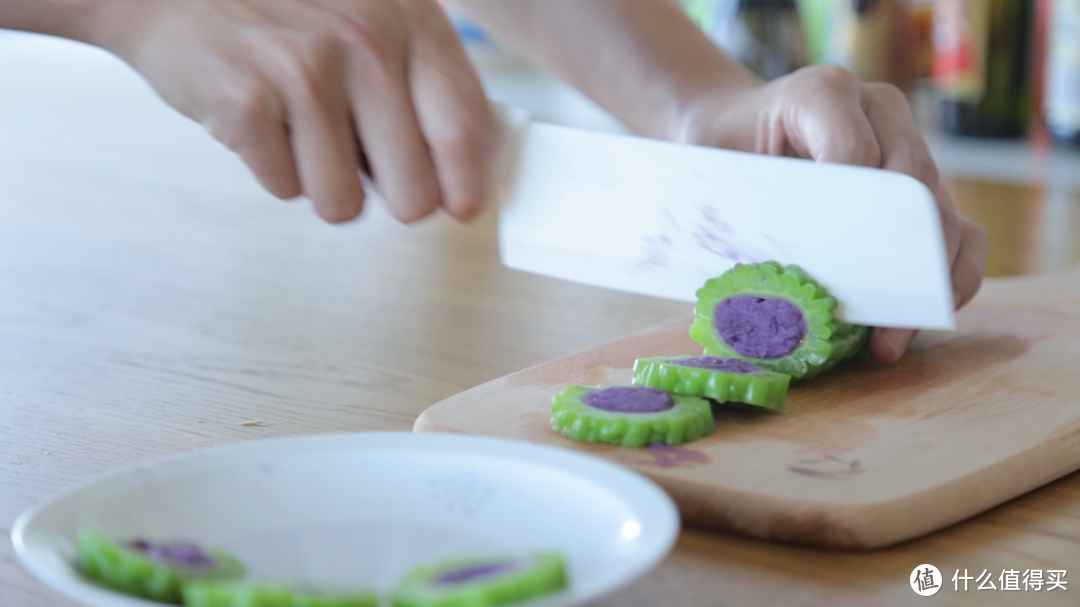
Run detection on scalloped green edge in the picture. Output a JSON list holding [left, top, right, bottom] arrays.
[[688, 262, 869, 380], [392, 553, 567, 607], [74, 528, 245, 605], [631, 355, 790, 411], [551, 384, 715, 448], [181, 580, 378, 607]]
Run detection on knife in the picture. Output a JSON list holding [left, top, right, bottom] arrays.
[[495, 104, 955, 330]]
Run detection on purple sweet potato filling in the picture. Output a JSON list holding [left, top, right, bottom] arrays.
[[584, 386, 673, 413], [715, 295, 806, 359], [668, 356, 758, 374], [127, 539, 216, 568], [432, 560, 520, 586]]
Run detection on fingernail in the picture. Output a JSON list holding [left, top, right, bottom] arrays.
[[883, 330, 915, 361]]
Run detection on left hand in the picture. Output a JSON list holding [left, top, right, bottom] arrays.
[[672, 65, 989, 363]]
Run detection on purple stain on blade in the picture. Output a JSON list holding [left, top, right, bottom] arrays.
[[432, 561, 520, 586], [668, 356, 758, 373], [584, 386, 673, 413], [693, 206, 764, 263], [716, 295, 806, 358], [127, 540, 216, 568]]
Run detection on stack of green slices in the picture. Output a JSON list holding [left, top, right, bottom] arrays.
[[551, 262, 869, 448]]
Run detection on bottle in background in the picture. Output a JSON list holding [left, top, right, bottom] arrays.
[[908, 0, 937, 80], [798, 0, 915, 88], [706, 0, 809, 81], [933, 0, 1034, 138], [1044, 0, 1080, 146]]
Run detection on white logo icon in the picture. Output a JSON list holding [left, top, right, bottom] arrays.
[[911, 564, 942, 596]]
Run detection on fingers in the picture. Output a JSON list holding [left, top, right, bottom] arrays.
[[344, 10, 442, 224], [204, 81, 303, 200], [861, 83, 940, 189], [862, 82, 964, 267], [280, 45, 367, 224], [405, 0, 501, 222], [863, 82, 988, 309], [869, 327, 919, 364], [783, 65, 881, 168], [951, 217, 990, 309], [856, 82, 989, 361], [868, 219, 985, 363], [235, 123, 302, 200]]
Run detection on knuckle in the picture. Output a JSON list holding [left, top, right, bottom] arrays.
[[895, 147, 940, 187], [804, 64, 860, 91], [336, 15, 401, 83], [835, 132, 881, 166], [337, 16, 389, 58], [205, 82, 270, 152], [226, 83, 272, 127], [265, 35, 332, 95], [866, 81, 911, 111], [431, 120, 488, 163]]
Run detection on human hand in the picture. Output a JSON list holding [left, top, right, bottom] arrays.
[[673, 65, 989, 363], [90, 0, 500, 224]]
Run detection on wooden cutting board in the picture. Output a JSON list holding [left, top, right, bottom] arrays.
[[414, 266, 1080, 549]]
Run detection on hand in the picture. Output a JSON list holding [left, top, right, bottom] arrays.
[[673, 65, 989, 363], [91, 0, 500, 224]]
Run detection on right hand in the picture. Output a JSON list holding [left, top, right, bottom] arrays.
[[673, 65, 989, 362], [94, 0, 500, 224]]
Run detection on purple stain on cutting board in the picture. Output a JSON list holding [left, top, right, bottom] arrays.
[[620, 444, 710, 469]]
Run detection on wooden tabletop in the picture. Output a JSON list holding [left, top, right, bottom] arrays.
[[3, 34, 1080, 607]]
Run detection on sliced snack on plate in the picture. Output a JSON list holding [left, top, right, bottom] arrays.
[[392, 553, 567, 607], [74, 528, 567, 607], [75, 528, 245, 604], [551, 384, 714, 448], [632, 355, 791, 411], [181, 580, 378, 607]]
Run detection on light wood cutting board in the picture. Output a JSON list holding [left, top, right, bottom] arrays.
[[415, 266, 1080, 549]]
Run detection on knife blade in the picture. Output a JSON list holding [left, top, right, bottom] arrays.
[[495, 105, 955, 330]]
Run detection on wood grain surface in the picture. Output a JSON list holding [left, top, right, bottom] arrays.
[[415, 265, 1080, 548], [3, 34, 1080, 607]]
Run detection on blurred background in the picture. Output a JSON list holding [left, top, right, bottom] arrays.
[[3, 0, 1079, 279], [442, 0, 1080, 279]]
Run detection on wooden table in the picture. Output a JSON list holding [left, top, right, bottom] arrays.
[[3, 34, 1080, 607]]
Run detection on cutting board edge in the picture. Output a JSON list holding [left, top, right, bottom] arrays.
[[658, 429, 1080, 549], [415, 408, 1080, 549]]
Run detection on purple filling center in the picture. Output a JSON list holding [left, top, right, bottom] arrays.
[[583, 386, 673, 413], [432, 561, 520, 586], [668, 356, 758, 374], [127, 540, 216, 568], [715, 295, 806, 359]]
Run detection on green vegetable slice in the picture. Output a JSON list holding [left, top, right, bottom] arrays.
[[551, 384, 714, 447], [75, 528, 244, 604], [632, 355, 791, 411], [181, 580, 378, 607], [392, 553, 567, 607], [688, 261, 869, 380]]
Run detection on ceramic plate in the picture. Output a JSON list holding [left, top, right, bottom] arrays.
[[12, 432, 678, 606]]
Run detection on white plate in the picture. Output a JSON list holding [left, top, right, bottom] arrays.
[[12, 432, 679, 607]]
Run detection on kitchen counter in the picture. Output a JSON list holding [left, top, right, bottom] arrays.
[[2, 33, 1079, 606]]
